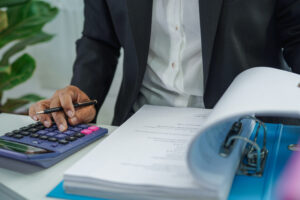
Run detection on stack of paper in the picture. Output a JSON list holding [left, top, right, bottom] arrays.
[[64, 106, 218, 200]]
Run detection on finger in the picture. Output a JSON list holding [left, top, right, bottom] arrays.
[[29, 100, 52, 127], [29, 104, 39, 121], [58, 92, 75, 118], [50, 98, 68, 132], [68, 106, 96, 126]]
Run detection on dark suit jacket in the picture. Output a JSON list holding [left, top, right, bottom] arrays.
[[71, 0, 300, 126]]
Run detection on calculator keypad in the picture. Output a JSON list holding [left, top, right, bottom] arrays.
[[2, 122, 102, 147]]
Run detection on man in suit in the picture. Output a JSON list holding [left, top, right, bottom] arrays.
[[29, 0, 300, 131]]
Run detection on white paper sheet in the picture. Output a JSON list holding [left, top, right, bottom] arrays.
[[64, 106, 212, 199], [65, 106, 210, 186]]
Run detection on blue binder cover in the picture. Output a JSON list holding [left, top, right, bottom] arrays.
[[229, 123, 299, 200], [48, 123, 299, 200]]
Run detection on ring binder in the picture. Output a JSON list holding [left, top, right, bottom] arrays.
[[219, 116, 268, 177]]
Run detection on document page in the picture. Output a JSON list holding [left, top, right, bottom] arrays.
[[65, 105, 211, 190]]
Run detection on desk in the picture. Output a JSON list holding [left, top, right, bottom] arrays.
[[0, 113, 117, 200]]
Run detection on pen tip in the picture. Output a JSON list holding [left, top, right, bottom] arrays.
[[36, 111, 44, 115]]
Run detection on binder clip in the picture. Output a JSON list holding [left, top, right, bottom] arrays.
[[219, 116, 268, 177]]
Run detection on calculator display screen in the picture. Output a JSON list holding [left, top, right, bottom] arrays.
[[0, 139, 53, 154]]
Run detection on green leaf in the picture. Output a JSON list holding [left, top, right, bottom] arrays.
[[0, 65, 11, 74], [0, 0, 28, 8], [0, 98, 29, 112], [18, 93, 44, 102], [0, 54, 35, 91], [0, 93, 44, 112], [0, 10, 8, 32], [0, 1, 58, 48], [0, 32, 53, 65]]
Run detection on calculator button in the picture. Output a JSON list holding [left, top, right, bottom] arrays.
[[20, 131, 31, 136], [5, 132, 14, 137], [78, 124, 89, 128], [81, 129, 92, 135], [66, 136, 77, 142], [58, 139, 69, 145], [12, 130, 20, 134], [88, 126, 100, 131], [30, 133, 39, 138], [24, 125, 32, 130], [69, 127, 82, 132], [74, 133, 85, 138], [28, 128, 39, 133], [39, 135, 48, 140], [48, 137, 58, 142], [13, 134, 23, 139], [20, 127, 29, 131], [37, 130, 48, 135], [44, 128, 55, 132], [46, 132, 57, 137], [55, 134, 66, 139], [64, 130, 75, 135], [36, 125, 45, 130], [29, 124, 36, 128]]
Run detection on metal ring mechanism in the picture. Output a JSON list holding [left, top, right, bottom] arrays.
[[219, 115, 268, 177]]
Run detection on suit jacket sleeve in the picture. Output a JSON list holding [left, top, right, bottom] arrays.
[[71, 0, 121, 120], [277, 0, 300, 73]]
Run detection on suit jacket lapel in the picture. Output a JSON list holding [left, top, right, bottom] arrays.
[[126, 0, 153, 78], [199, 0, 224, 86]]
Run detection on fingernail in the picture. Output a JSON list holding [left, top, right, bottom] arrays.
[[71, 117, 77, 124], [59, 124, 65, 131], [67, 110, 74, 118], [33, 115, 38, 121], [44, 121, 50, 127]]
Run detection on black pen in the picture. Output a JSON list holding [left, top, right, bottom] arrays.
[[35, 100, 97, 115]]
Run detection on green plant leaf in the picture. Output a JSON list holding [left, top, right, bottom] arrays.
[[0, 93, 44, 113], [0, 10, 8, 32], [0, 65, 11, 74], [0, 54, 35, 91], [0, 98, 29, 112], [0, 1, 58, 48], [0, 32, 53, 65], [18, 93, 44, 102], [0, 0, 28, 8]]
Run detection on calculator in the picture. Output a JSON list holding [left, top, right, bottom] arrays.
[[0, 122, 108, 168]]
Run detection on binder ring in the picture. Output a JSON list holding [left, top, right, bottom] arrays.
[[219, 115, 268, 177]]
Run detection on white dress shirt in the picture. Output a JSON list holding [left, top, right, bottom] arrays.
[[134, 0, 204, 110]]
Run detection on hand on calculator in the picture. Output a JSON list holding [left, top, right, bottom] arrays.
[[29, 85, 96, 132]]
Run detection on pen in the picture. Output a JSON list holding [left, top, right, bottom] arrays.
[[35, 100, 97, 115]]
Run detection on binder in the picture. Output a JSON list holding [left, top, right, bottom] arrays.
[[48, 67, 300, 199], [48, 121, 300, 200]]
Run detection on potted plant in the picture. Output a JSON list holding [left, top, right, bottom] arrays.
[[0, 0, 58, 113]]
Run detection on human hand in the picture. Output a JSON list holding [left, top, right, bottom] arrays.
[[29, 85, 96, 131]]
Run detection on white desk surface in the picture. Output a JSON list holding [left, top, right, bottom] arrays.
[[0, 113, 117, 200]]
